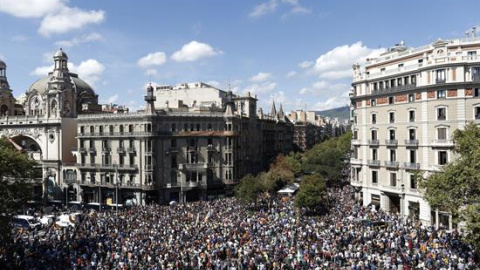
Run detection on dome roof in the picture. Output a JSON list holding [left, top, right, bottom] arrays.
[[28, 72, 96, 97], [0, 59, 6, 69], [54, 48, 68, 58]]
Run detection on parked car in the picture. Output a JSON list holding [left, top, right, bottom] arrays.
[[12, 215, 41, 230], [39, 214, 55, 226], [55, 213, 81, 228]]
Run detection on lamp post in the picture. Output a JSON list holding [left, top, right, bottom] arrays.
[[401, 183, 405, 225]]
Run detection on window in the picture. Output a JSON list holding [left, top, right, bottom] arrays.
[[475, 107, 480, 119], [472, 67, 480, 81], [389, 129, 395, 140], [390, 150, 396, 161], [171, 139, 176, 147], [389, 112, 395, 123], [371, 99, 376, 106], [410, 175, 417, 189], [379, 82, 384, 90], [207, 138, 213, 145], [372, 171, 378, 184], [372, 149, 378, 160], [410, 150, 416, 163], [388, 96, 394, 104], [371, 130, 377, 140], [99, 126, 103, 134], [438, 151, 448, 165], [397, 77, 402, 86], [409, 110, 415, 122], [437, 107, 446, 120], [171, 155, 177, 168], [437, 128, 447, 140], [207, 123, 212, 130], [411, 75, 416, 85], [408, 94, 414, 103], [390, 173, 397, 187], [436, 69, 446, 83], [353, 130, 358, 140], [437, 90, 446, 99], [371, 114, 377, 124], [475, 88, 480, 97], [171, 123, 176, 132]]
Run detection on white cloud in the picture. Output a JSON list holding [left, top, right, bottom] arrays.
[[0, 0, 106, 36], [298, 60, 313, 69], [171, 41, 222, 62], [244, 81, 277, 95], [206, 80, 221, 88], [0, 0, 62, 18], [249, 0, 278, 18], [313, 90, 350, 111], [30, 58, 105, 87], [310, 41, 386, 80], [39, 6, 105, 36], [298, 81, 348, 96], [137, 52, 167, 68], [55, 32, 103, 48], [72, 59, 105, 87], [286, 71, 296, 78], [249, 72, 272, 82]]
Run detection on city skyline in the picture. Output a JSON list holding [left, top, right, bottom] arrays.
[[0, 0, 479, 112]]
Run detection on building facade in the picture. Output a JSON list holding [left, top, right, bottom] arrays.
[[350, 36, 480, 227], [287, 110, 325, 151], [0, 49, 294, 205]]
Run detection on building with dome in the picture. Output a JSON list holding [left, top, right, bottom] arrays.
[[0, 49, 294, 205]]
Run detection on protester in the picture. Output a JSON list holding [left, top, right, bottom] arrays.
[[0, 185, 476, 270]]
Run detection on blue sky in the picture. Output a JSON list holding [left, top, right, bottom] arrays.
[[1, 0, 479, 112]]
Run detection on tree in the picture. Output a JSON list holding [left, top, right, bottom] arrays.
[[0, 137, 37, 245], [294, 174, 327, 212], [235, 174, 264, 206], [418, 122, 480, 252]]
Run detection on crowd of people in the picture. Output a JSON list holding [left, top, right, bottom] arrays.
[[0, 185, 477, 269]]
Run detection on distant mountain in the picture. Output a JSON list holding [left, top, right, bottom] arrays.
[[316, 106, 349, 120]]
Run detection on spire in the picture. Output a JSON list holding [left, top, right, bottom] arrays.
[[0, 59, 10, 90], [270, 100, 277, 116]]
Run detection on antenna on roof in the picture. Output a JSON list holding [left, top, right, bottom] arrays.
[[473, 27, 477, 38]]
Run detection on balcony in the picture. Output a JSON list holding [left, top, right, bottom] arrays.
[[371, 83, 416, 95], [127, 147, 136, 153], [179, 163, 208, 171], [384, 161, 399, 168], [144, 165, 153, 171], [350, 158, 362, 166], [117, 147, 125, 154], [117, 164, 138, 171], [405, 139, 419, 148], [404, 162, 420, 170], [102, 147, 111, 153], [88, 147, 96, 154], [367, 159, 381, 167], [436, 78, 446, 84], [385, 139, 398, 147], [431, 139, 454, 148], [351, 139, 361, 145], [78, 147, 87, 153], [368, 139, 379, 146], [381, 184, 402, 194]]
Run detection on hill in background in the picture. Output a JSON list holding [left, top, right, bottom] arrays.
[[316, 106, 349, 121]]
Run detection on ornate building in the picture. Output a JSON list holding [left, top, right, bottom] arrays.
[[0, 49, 294, 205], [350, 35, 480, 227]]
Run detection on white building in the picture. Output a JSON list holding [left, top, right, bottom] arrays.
[[350, 34, 480, 227]]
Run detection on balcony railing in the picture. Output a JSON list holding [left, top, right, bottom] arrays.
[[384, 161, 399, 168], [351, 139, 361, 145], [78, 147, 87, 153], [88, 147, 96, 153], [436, 78, 446, 84], [368, 139, 379, 146], [178, 163, 208, 170], [206, 145, 217, 151], [385, 139, 398, 147], [187, 146, 198, 152], [350, 158, 362, 165], [431, 139, 454, 147], [127, 147, 136, 153], [117, 147, 125, 153], [381, 184, 402, 194], [404, 162, 420, 170], [102, 147, 111, 153], [405, 139, 419, 147], [367, 159, 381, 166]]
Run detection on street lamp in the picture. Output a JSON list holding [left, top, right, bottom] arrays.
[[401, 183, 405, 225]]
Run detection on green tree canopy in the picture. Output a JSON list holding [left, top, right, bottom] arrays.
[[418, 122, 480, 250], [235, 174, 264, 205], [0, 137, 37, 245], [294, 174, 327, 211]]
